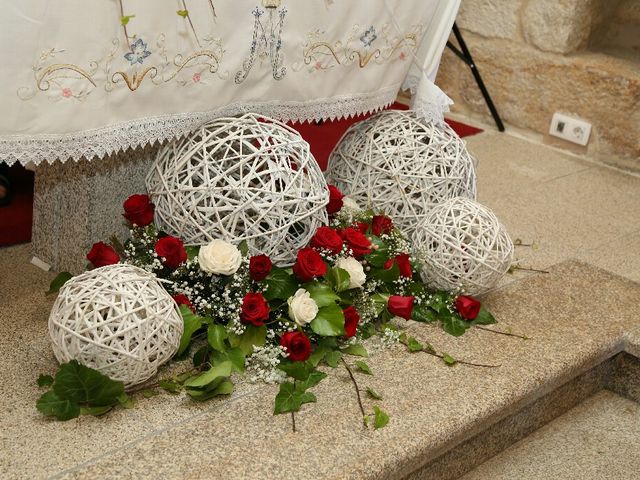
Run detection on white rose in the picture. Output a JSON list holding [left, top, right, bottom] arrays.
[[287, 288, 319, 326], [198, 239, 242, 275], [341, 196, 360, 212], [335, 256, 366, 289]]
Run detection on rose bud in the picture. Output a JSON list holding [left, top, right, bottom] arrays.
[[292, 247, 328, 282], [86, 242, 120, 268], [387, 295, 414, 320], [280, 331, 312, 362], [249, 254, 273, 281], [326, 185, 344, 215], [155, 235, 188, 269], [122, 194, 155, 227], [240, 292, 271, 326], [455, 295, 481, 320]]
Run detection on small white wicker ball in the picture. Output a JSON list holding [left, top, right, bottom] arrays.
[[326, 109, 477, 238], [412, 197, 513, 296], [48, 264, 184, 388], [146, 113, 328, 266]]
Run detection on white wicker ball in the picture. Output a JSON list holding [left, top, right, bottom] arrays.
[[326, 109, 477, 238], [146, 113, 329, 266], [412, 197, 513, 296], [48, 264, 184, 388]]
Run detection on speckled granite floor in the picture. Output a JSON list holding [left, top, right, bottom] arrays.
[[1, 130, 639, 479]]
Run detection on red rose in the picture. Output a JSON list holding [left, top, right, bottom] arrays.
[[280, 331, 312, 362], [354, 222, 369, 234], [155, 236, 187, 269], [293, 247, 328, 282], [240, 292, 271, 326], [343, 306, 360, 338], [249, 255, 273, 281], [383, 258, 394, 270], [395, 253, 413, 278], [342, 227, 372, 258], [327, 185, 344, 215], [371, 215, 393, 236], [310, 226, 343, 255], [455, 295, 481, 320], [86, 242, 120, 268], [173, 294, 195, 313], [388, 295, 414, 320], [123, 194, 155, 227]]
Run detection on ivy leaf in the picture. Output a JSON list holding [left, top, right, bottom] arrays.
[[53, 361, 124, 407], [176, 9, 189, 17], [472, 307, 497, 325], [442, 352, 457, 366], [278, 361, 314, 381], [207, 324, 228, 353], [406, 337, 424, 353], [159, 379, 181, 394], [300, 371, 327, 390], [185, 246, 200, 261], [324, 350, 342, 368], [187, 379, 234, 401], [441, 314, 470, 337], [46, 272, 72, 295], [306, 282, 341, 307], [264, 268, 298, 301], [142, 389, 159, 398], [370, 262, 400, 283], [411, 304, 437, 323], [177, 305, 204, 356], [274, 382, 302, 414], [299, 391, 317, 405], [327, 267, 351, 293], [429, 293, 449, 313], [120, 15, 135, 26], [117, 393, 135, 409], [308, 346, 329, 367], [228, 325, 267, 355], [224, 347, 247, 374], [36, 391, 80, 421], [37, 374, 54, 388], [193, 345, 210, 367], [310, 304, 345, 336], [341, 343, 368, 357], [237, 240, 249, 257], [80, 405, 113, 417], [355, 360, 372, 375], [365, 241, 389, 268], [366, 387, 383, 400], [373, 406, 389, 429], [183, 361, 232, 390]]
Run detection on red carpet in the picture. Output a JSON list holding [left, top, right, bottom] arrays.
[[0, 106, 481, 246]]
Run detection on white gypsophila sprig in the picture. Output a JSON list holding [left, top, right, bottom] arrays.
[[245, 344, 288, 384]]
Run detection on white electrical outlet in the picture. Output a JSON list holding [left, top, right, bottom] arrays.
[[549, 113, 592, 146]]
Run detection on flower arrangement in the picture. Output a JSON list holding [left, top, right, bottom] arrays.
[[38, 186, 502, 429]]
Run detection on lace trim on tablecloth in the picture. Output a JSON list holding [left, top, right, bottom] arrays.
[[402, 72, 452, 125], [0, 83, 451, 166]]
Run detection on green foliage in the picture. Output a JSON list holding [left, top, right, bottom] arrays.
[[37, 374, 54, 388], [373, 406, 389, 429], [207, 324, 228, 353], [46, 272, 72, 295], [185, 246, 200, 261], [120, 15, 135, 25], [411, 304, 437, 323], [306, 282, 341, 307], [158, 379, 181, 394], [370, 262, 400, 283], [177, 306, 204, 356], [176, 9, 189, 17], [355, 360, 372, 375], [264, 268, 298, 301], [238, 240, 249, 257], [274, 362, 327, 414], [441, 314, 470, 337], [442, 353, 457, 366], [228, 325, 267, 355], [341, 343, 368, 357], [366, 387, 383, 400], [184, 361, 235, 401], [324, 350, 342, 368], [472, 307, 497, 325], [327, 267, 351, 293], [310, 304, 345, 336], [36, 361, 126, 421], [142, 389, 159, 398]]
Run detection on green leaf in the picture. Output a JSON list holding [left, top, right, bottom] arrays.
[[80, 405, 112, 416], [37, 391, 80, 421], [441, 314, 470, 337], [142, 389, 159, 398], [184, 361, 232, 389], [264, 268, 298, 301], [177, 305, 204, 356], [310, 304, 345, 336], [365, 243, 390, 268], [355, 360, 372, 375], [237, 240, 249, 257], [308, 346, 329, 367], [406, 337, 424, 353], [429, 293, 449, 313], [442, 352, 457, 366], [324, 350, 342, 368], [176, 9, 189, 17], [207, 324, 228, 352], [193, 345, 210, 367], [300, 371, 327, 390], [327, 267, 351, 293], [341, 344, 368, 357], [187, 379, 234, 401], [299, 391, 317, 405], [53, 361, 124, 407], [366, 387, 383, 400], [37, 374, 54, 388], [159, 379, 181, 394], [411, 305, 437, 323], [472, 307, 497, 325], [278, 361, 313, 381], [306, 282, 341, 307], [228, 325, 267, 355], [46, 272, 72, 295], [274, 382, 309, 414], [224, 347, 247, 374], [370, 262, 400, 283], [117, 393, 135, 409], [185, 246, 200, 261], [373, 406, 389, 429], [120, 14, 135, 25]]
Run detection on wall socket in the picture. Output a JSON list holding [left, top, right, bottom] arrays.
[[549, 113, 592, 146]]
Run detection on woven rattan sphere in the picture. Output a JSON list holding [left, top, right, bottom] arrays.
[[326, 109, 477, 237], [48, 264, 184, 388], [412, 197, 513, 296], [146, 113, 328, 265]]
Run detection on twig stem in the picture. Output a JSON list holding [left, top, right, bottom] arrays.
[[422, 350, 500, 368], [117, 0, 133, 52], [512, 265, 550, 274], [476, 325, 529, 340], [341, 358, 366, 424], [181, 0, 202, 47], [291, 411, 296, 433]]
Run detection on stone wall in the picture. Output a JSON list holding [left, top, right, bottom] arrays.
[[436, 0, 640, 171]]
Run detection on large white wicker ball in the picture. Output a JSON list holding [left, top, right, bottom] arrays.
[[48, 264, 184, 388], [412, 197, 513, 296], [326, 109, 477, 238], [146, 113, 328, 265]]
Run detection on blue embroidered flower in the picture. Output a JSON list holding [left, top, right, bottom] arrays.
[[124, 38, 151, 65], [360, 26, 377, 47]]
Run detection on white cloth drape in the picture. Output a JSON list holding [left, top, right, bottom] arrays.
[[0, 0, 459, 166]]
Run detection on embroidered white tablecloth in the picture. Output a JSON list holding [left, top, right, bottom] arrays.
[[0, 0, 459, 166]]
